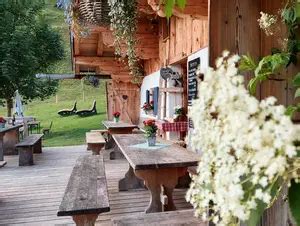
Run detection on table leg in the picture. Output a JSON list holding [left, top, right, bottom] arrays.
[[118, 165, 144, 191], [89, 144, 104, 155], [110, 144, 124, 160], [0, 135, 4, 161], [134, 168, 186, 213], [3, 129, 19, 155]]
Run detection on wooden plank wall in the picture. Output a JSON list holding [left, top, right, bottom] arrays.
[[209, 0, 300, 121], [106, 81, 140, 124], [144, 16, 209, 76], [209, 1, 298, 225]]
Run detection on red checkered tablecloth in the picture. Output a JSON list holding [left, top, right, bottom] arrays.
[[155, 120, 188, 132]]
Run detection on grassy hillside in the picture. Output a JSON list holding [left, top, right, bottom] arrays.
[[0, 0, 108, 147], [24, 80, 107, 147]]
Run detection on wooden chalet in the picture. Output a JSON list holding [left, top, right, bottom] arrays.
[[71, 0, 299, 133]]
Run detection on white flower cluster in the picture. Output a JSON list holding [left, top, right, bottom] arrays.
[[258, 12, 277, 36], [186, 51, 299, 226]]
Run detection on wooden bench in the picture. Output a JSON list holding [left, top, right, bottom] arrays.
[[112, 209, 206, 226], [57, 155, 110, 226], [86, 132, 106, 155], [16, 134, 43, 166]]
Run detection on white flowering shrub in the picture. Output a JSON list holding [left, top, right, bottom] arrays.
[[186, 51, 300, 226], [257, 12, 277, 36]]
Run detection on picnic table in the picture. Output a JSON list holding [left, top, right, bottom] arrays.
[[113, 134, 201, 213], [0, 125, 23, 166], [102, 121, 138, 159], [86, 132, 106, 155]]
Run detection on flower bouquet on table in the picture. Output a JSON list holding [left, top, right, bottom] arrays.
[[0, 117, 6, 128], [143, 119, 158, 146], [186, 51, 300, 226], [113, 111, 120, 123], [142, 101, 154, 114]]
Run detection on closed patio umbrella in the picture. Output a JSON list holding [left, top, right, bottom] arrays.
[[14, 90, 24, 117]]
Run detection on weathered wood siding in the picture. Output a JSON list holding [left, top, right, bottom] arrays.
[[209, 1, 298, 225], [144, 17, 209, 76], [209, 0, 300, 121]]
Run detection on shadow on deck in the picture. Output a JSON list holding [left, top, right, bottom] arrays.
[[0, 146, 192, 225]]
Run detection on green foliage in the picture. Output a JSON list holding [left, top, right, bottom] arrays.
[[240, 53, 290, 95], [43, 0, 72, 74], [144, 125, 158, 138], [0, 0, 64, 114], [108, 0, 144, 84], [281, 2, 300, 65], [285, 104, 300, 116], [246, 200, 267, 226], [163, 0, 186, 18], [288, 180, 300, 225], [239, 55, 257, 72], [245, 178, 281, 226]]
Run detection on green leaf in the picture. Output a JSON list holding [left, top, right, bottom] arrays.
[[164, 0, 175, 18], [176, 0, 186, 9], [248, 76, 260, 95], [295, 88, 300, 98], [246, 200, 267, 226], [288, 180, 300, 226], [293, 73, 300, 87], [285, 105, 298, 117], [296, 2, 300, 18], [239, 55, 257, 72]]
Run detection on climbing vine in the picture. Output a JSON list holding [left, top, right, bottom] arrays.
[[108, 0, 144, 84]]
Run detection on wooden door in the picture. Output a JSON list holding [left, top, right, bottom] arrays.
[[106, 81, 140, 124]]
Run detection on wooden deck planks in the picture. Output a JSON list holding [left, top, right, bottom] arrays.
[[0, 145, 193, 225]]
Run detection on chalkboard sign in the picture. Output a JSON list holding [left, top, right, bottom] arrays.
[[188, 58, 200, 106]]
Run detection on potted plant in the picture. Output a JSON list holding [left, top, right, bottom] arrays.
[[143, 119, 158, 146], [142, 101, 154, 114], [173, 106, 187, 122], [0, 117, 7, 128], [113, 111, 120, 123]]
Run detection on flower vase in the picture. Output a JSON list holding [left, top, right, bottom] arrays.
[[114, 117, 119, 123], [0, 123, 6, 129], [147, 136, 156, 146]]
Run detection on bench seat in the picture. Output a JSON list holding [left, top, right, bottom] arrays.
[[112, 209, 206, 226], [16, 134, 43, 166], [86, 132, 107, 155], [57, 155, 110, 226]]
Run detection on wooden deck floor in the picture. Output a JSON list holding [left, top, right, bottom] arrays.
[[0, 146, 192, 225]]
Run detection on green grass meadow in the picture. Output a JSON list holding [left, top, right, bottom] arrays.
[[0, 80, 108, 147]]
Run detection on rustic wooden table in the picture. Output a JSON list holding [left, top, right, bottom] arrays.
[[113, 134, 201, 213], [86, 132, 106, 155], [102, 121, 138, 159], [0, 125, 23, 167]]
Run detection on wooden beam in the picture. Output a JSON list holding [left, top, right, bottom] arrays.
[[75, 56, 130, 76], [97, 33, 103, 56], [74, 36, 80, 56]]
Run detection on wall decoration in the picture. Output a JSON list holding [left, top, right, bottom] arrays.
[[188, 58, 200, 106], [160, 67, 183, 87]]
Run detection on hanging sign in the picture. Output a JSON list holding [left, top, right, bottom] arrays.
[[188, 58, 200, 106]]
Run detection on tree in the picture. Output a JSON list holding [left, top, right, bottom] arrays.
[[0, 0, 64, 116]]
